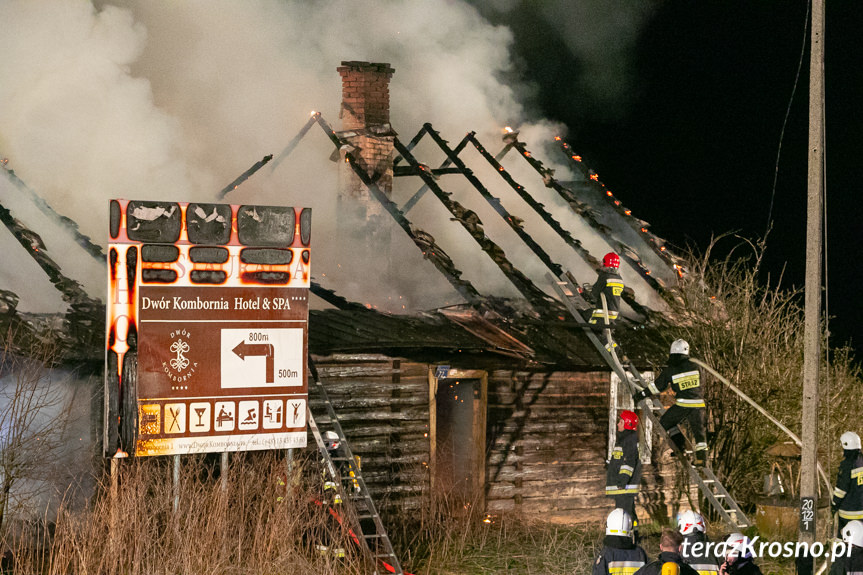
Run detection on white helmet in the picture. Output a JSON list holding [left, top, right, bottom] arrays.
[[324, 431, 340, 450], [841, 431, 861, 450], [606, 508, 633, 537], [677, 510, 705, 535], [670, 339, 690, 355], [724, 533, 753, 559], [842, 520, 863, 548]]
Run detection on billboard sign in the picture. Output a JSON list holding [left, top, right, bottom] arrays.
[[105, 200, 311, 457]]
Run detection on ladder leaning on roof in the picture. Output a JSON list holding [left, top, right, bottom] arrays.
[[547, 271, 751, 531], [307, 358, 404, 575]]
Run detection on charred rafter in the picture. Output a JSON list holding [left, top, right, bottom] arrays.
[[2, 166, 105, 262], [398, 125, 470, 214], [393, 137, 558, 315], [217, 154, 273, 199], [423, 124, 564, 279], [0, 200, 104, 357], [465, 133, 600, 270], [307, 114, 486, 308], [268, 114, 319, 173], [504, 137, 671, 305]]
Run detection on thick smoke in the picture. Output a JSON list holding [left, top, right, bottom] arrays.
[[0, 0, 667, 313]]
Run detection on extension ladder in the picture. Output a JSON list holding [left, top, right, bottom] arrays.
[[307, 359, 404, 575], [547, 272, 751, 530]]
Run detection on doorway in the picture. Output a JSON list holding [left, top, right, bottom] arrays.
[[430, 368, 487, 510]]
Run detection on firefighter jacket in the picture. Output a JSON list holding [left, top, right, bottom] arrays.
[[646, 355, 705, 409], [590, 267, 624, 324], [829, 544, 863, 575], [681, 532, 720, 575], [832, 449, 863, 522], [634, 551, 700, 575], [593, 535, 648, 575], [607, 429, 642, 496]]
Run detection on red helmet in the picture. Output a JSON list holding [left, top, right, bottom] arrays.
[[619, 410, 638, 430], [603, 252, 620, 269]]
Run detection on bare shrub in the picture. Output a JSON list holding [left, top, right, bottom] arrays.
[[657, 235, 863, 516]]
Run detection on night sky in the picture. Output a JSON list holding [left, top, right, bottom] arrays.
[[471, 1, 863, 355]]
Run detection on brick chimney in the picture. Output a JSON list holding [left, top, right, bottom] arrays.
[[336, 61, 396, 222]]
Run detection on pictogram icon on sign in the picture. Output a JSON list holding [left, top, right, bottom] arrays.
[[189, 402, 211, 433], [288, 399, 306, 427], [165, 403, 186, 434], [263, 399, 283, 429], [238, 400, 259, 430], [214, 401, 236, 431]]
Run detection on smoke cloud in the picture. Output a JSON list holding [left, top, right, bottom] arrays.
[[0, 0, 665, 313]]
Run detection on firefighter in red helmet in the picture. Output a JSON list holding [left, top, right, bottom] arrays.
[[586, 252, 624, 337], [607, 409, 642, 541]]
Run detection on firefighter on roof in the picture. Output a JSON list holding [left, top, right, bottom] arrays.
[[593, 508, 648, 575], [585, 252, 624, 332], [633, 339, 709, 467], [678, 510, 720, 575], [607, 410, 642, 540], [833, 431, 863, 531]]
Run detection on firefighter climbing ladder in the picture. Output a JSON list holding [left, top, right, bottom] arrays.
[[307, 359, 404, 575], [547, 272, 752, 531]]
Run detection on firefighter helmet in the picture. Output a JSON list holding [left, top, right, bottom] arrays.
[[606, 508, 633, 537], [603, 252, 620, 269], [324, 431, 340, 450], [842, 520, 863, 548], [677, 510, 705, 535], [724, 533, 753, 559], [670, 339, 690, 356], [619, 410, 638, 430], [841, 431, 861, 450]]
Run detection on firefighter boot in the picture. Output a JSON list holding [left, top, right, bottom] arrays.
[[694, 449, 708, 468]]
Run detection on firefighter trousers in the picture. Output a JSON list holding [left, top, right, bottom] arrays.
[[660, 405, 707, 456]]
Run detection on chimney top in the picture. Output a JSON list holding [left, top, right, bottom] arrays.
[[338, 61, 395, 75]]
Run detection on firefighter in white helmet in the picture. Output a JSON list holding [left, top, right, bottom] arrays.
[[593, 508, 648, 575], [677, 510, 719, 575], [633, 339, 709, 467], [830, 520, 863, 575], [833, 431, 863, 531], [718, 533, 762, 575]]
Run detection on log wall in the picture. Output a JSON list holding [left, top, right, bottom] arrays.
[[313, 356, 692, 524], [312, 354, 430, 511]]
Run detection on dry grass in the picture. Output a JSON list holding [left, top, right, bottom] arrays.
[[0, 451, 369, 575]]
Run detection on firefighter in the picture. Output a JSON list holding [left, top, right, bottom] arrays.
[[678, 510, 720, 575], [718, 533, 762, 575], [607, 410, 642, 541], [833, 431, 863, 531], [632, 339, 709, 467], [593, 508, 648, 575], [830, 520, 863, 575], [634, 529, 700, 575], [585, 252, 625, 333]]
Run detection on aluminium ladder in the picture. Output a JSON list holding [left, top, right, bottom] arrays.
[[547, 272, 751, 530], [307, 359, 404, 575]]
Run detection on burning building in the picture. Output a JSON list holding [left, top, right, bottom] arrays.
[[0, 59, 691, 526]]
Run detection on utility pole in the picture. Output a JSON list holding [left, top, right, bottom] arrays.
[[799, 0, 824, 547]]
